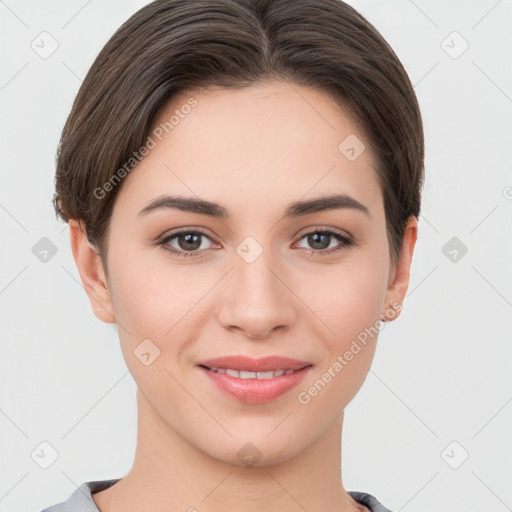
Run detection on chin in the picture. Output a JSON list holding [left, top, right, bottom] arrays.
[[202, 433, 305, 469]]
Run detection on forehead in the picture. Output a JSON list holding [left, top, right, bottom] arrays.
[[112, 80, 383, 221]]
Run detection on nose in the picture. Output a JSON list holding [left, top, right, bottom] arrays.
[[217, 248, 297, 340]]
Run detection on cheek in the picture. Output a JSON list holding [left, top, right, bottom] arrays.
[[295, 271, 385, 415], [303, 252, 388, 340], [110, 250, 194, 330], [296, 247, 388, 392], [109, 261, 200, 406], [107, 253, 189, 370]]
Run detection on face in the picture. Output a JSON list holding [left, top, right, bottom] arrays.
[[72, 80, 416, 467]]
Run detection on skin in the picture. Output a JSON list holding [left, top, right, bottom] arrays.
[[69, 80, 417, 512]]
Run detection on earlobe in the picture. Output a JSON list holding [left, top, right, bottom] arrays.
[[381, 215, 418, 322], [68, 220, 116, 324]]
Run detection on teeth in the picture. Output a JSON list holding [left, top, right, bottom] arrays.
[[208, 367, 296, 379]]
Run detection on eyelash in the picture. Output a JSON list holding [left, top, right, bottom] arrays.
[[156, 227, 354, 258]]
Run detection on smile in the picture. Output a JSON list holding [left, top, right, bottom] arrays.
[[196, 356, 313, 404]]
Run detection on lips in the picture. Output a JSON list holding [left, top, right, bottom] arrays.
[[196, 355, 312, 373], [196, 355, 313, 404]]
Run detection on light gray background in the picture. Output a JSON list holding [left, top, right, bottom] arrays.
[[1, 1, 511, 511]]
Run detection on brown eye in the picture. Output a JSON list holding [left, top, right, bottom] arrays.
[[158, 229, 215, 257], [295, 229, 353, 255]]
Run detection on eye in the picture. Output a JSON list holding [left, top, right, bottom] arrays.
[[294, 228, 354, 256], [157, 229, 216, 257], [155, 227, 354, 258]]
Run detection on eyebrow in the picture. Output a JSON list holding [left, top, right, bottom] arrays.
[[138, 193, 370, 219]]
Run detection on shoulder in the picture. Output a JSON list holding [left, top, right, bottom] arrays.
[[348, 490, 396, 512], [38, 479, 119, 512]]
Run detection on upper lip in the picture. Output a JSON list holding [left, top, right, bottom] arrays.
[[197, 355, 312, 372]]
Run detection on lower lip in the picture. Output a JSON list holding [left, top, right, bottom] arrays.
[[198, 365, 313, 404]]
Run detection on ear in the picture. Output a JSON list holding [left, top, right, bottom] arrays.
[[68, 219, 116, 324], [381, 215, 418, 322]]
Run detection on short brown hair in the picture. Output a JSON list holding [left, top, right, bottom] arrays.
[[53, 0, 424, 269]]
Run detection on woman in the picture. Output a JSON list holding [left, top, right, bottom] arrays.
[[41, 0, 423, 510]]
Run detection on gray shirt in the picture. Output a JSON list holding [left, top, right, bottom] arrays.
[[39, 478, 395, 511]]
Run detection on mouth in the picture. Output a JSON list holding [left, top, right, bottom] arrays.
[[196, 355, 313, 404], [196, 355, 312, 373], [198, 366, 302, 379]]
